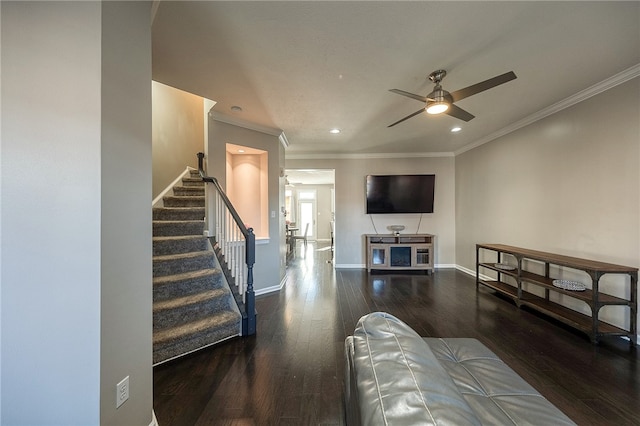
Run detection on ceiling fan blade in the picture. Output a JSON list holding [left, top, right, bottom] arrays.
[[445, 104, 475, 122], [389, 89, 428, 103], [388, 108, 426, 127], [449, 71, 517, 102]]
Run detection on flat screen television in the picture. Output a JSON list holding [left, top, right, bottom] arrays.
[[366, 174, 435, 214]]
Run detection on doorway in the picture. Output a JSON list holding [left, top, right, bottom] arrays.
[[297, 191, 317, 240], [284, 169, 335, 249]]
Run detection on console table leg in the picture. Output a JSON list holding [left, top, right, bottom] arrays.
[[589, 272, 601, 345], [630, 272, 637, 346]]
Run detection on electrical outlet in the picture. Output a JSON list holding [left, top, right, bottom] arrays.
[[116, 376, 129, 408]]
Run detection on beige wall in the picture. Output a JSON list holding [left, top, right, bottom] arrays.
[[286, 156, 457, 268], [100, 3, 153, 425], [208, 119, 286, 292], [455, 77, 639, 331], [1, 2, 152, 425], [152, 81, 204, 197]]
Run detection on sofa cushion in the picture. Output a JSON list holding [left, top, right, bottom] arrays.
[[425, 338, 575, 425], [351, 312, 480, 425]]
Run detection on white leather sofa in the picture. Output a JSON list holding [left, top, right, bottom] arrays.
[[344, 312, 575, 425]]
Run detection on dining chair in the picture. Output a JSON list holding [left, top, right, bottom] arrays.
[[293, 223, 309, 246]]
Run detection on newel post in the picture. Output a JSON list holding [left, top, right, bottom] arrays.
[[245, 228, 256, 335]]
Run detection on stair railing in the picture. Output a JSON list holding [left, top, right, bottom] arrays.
[[197, 152, 256, 336]]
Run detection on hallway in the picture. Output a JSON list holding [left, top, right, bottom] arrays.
[[154, 241, 639, 425]]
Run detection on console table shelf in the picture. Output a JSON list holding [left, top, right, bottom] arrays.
[[476, 244, 637, 345], [366, 234, 434, 272]]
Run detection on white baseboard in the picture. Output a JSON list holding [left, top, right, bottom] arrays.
[[152, 167, 196, 208], [334, 263, 366, 269], [255, 274, 287, 296], [455, 264, 493, 281], [150, 410, 159, 426], [435, 263, 456, 269]]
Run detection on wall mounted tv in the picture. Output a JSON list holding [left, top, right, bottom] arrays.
[[366, 174, 435, 214]]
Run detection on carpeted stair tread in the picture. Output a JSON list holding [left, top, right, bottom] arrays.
[[153, 250, 215, 276], [154, 287, 229, 311], [153, 310, 240, 346], [153, 321, 240, 364], [153, 288, 234, 330], [153, 207, 205, 221], [173, 186, 205, 196], [154, 268, 219, 285], [153, 250, 213, 262], [163, 196, 205, 207], [181, 177, 205, 186], [153, 268, 223, 300], [153, 235, 209, 256], [153, 220, 205, 237]]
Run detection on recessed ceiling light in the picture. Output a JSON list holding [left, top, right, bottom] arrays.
[[230, 105, 243, 112], [329, 128, 341, 134], [451, 126, 462, 133], [238, 149, 245, 153]]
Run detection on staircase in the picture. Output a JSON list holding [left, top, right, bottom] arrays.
[[152, 170, 241, 365]]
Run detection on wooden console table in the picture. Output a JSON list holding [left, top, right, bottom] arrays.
[[476, 243, 637, 345], [366, 234, 434, 272]]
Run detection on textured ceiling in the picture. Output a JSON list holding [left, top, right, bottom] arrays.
[[152, 1, 640, 156]]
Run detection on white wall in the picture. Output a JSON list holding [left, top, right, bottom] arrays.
[[1, 2, 152, 425], [455, 77, 639, 331], [286, 156, 456, 268], [208, 119, 286, 293]]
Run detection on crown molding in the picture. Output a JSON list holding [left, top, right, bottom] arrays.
[[210, 111, 285, 137], [279, 132, 290, 149], [455, 63, 640, 156], [210, 111, 290, 148], [285, 151, 454, 160]]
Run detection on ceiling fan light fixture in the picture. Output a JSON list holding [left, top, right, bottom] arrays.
[[426, 101, 449, 115]]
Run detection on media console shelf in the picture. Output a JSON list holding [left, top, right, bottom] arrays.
[[476, 243, 637, 345], [366, 234, 434, 272]]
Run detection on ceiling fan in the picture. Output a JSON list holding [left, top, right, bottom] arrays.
[[388, 70, 517, 127]]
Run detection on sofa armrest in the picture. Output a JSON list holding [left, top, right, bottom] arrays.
[[348, 312, 480, 425]]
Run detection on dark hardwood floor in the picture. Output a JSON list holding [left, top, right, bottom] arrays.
[[154, 241, 639, 425]]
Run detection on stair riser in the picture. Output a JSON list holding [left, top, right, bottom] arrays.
[[153, 221, 205, 237], [153, 254, 215, 277], [153, 208, 205, 221], [153, 237, 209, 256], [181, 178, 204, 187], [163, 196, 205, 207], [173, 186, 205, 196], [153, 294, 232, 330], [153, 321, 239, 365], [154, 271, 223, 300]]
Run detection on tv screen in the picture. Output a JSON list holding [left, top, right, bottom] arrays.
[[366, 174, 435, 214]]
